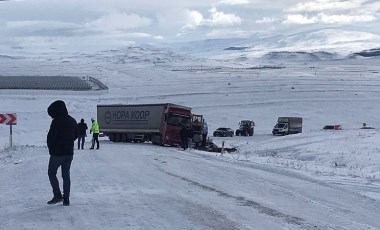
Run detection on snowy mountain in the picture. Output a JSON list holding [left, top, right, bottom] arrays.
[[163, 29, 380, 62]]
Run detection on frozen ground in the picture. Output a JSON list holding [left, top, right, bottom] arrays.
[[1, 49, 380, 229]]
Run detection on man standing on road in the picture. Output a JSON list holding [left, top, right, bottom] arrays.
[[179, 124, 188, 150], [201, 121, 208, 147], [47, 100, 78, 206], [90, 118, 100, 149], [77, 118, 88, 149]]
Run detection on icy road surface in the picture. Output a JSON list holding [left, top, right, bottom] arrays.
[[1, 141, 379, 230]]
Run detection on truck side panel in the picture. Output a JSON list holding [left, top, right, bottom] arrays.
[[97, 105, 165, 133]]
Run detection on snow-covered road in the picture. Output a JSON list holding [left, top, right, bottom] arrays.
[[1, 141, 379, 230]]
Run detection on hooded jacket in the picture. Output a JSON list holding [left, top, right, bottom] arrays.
[[77, 119, 88, 137], [47, 100, 78, 156]]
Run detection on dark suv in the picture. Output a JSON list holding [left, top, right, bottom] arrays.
[[213, 127, 234, 137]]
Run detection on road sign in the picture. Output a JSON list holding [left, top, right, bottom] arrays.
[[0, 113, 17, 125]]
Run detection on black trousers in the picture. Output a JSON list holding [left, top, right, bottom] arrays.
[[48, 155, 73, 198], [202, 134, 207, 146], [181, 138, 188, 150], [91, 133, 99, 149], [77, 135, 86, 149]]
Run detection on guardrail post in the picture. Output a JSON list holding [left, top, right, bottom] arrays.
[[9, 124, 13, 148]]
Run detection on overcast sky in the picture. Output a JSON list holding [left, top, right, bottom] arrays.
[[0, 0, 379, 53]]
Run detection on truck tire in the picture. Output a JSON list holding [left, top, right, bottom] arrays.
[[109, 133, 115, 142], [236, 130, 240, 136], [121, 133, 128, 142], [115, 133, 121, 142]]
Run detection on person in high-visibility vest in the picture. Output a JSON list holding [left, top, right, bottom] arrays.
[[90, 118, 100, 149]]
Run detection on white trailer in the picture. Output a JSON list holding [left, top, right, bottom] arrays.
[[97, 103, 192, 145]]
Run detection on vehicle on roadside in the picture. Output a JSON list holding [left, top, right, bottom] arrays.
[[272, 117, 302, 135], [97, 103, 192, 146], [235, 120, 254, 136], [213, 127, 234, 137], [323, 125, 342, 130]]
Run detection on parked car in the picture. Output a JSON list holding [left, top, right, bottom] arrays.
[[213, 127, 234, 137], [323, 125, 342, 130]]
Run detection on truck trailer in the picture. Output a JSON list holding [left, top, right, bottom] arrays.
[[97, 103, 192, 146], [272, 117, 302, 135]]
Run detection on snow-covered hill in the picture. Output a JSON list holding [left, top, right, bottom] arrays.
[[1, 37, 380, 229], [164, 28, 380, 62]]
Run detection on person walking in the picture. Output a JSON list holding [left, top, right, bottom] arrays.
[[90, 118, 100, 149], [47, 100, 78, 206], [77, 118, 88, 149]]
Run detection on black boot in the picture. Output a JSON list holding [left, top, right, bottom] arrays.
[[47, 196, 63, 204], [63, 197, 70, 206]]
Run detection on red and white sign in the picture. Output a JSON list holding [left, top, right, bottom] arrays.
[[0, 113, 17, 125]]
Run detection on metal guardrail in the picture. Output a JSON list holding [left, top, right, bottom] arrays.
[[0, 76, 107, 91]]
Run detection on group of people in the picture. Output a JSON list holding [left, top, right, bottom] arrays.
[[76, 118, 100, 150], [179, 122, 208, 150], [46, 100, 100, 206], [45, 100, 210, 206]]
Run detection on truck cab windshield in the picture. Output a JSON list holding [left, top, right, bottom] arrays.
[[167, 114, 191, 126], [276, 123, 285, 128]]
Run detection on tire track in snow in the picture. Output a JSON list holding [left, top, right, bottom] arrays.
[[160, 170, 323, 229]]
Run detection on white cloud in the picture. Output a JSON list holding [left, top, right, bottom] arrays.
[[122, 32, 152, 38], [206, 28, 251, 38], [284, 14, 318, 24], [287, 0, 368, 12], [206, 8, 242, 26], [182, 7, 242, 31], [153, 35, 164, 40], [217, 0, 250, 5], [319, 13, 376, 24], [187, 10, 204, 27], [256, 17, 278, 24], [284, 12, 376, 24], [85, 11, 152, 31]]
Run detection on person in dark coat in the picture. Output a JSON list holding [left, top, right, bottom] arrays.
[[179, 125, 188, 150], [187, 126, 194, 149], [201, 122, 208, 147], [47, 100, 78, 206], [77, 118, 88, 150]]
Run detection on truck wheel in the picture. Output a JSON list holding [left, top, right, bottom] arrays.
[[109, 133, 115, 142], [115, 133, 121, 142], [121, 134, 128, 142], [236, 130, 240, 136]]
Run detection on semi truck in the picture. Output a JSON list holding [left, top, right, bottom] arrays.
[[97, 103, 192, 146], [272, 117, 302, 135]]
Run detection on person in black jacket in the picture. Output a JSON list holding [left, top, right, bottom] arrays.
[[187, 126, 194, 149], [179, 125, 188, 150], [77, 118, 88, 149], [47, 100, 78, 206]]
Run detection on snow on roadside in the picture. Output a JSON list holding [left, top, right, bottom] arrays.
[[209, 129, 380, 182]]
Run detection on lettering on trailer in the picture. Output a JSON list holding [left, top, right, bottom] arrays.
[[105, 110, 150, 124], [0, 113, 17, 125]]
